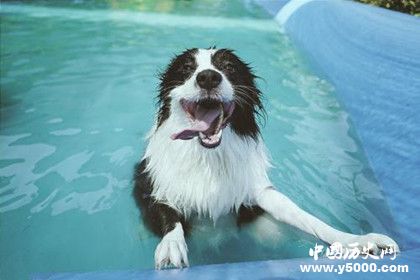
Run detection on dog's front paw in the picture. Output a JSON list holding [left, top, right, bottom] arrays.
[[155, 238, 189, 269], [349, 233, 400, 255], [154, 223, 189, 269]]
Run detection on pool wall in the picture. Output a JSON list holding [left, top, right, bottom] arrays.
[[259, 0, 420, 251], [34, 249, 420, 280]]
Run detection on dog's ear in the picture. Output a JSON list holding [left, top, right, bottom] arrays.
[[156, 48, 198, 127], [211, 49, 266, 138]]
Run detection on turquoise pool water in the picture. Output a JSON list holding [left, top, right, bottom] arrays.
[[0, 1, 397, 279]]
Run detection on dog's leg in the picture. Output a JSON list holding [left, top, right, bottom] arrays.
[[236, 204, 265, 227], [256, 187, 399, 254], [153, 219, 189, 269], [143, 202, 189, 269], [133, 160, 189, 269]]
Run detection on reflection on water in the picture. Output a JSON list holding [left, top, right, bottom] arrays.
[[0, 2, 395, 279], [3, 0, 269, 18], [0, 134, 129, 215]]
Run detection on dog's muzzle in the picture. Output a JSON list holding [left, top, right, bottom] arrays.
[[171, 98, 235, 148]]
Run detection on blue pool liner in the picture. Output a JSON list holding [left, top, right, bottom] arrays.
[[270, 0, 420, 251], [35, 0, 420, 278]]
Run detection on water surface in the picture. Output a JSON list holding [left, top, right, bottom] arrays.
[[0, 1, 395, 279]]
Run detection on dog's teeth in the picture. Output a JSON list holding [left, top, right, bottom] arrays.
[[215, 103, 224, 132], [199, 132, 205, 139]]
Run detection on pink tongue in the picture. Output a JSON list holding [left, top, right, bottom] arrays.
[[171, 106, 221, 140]]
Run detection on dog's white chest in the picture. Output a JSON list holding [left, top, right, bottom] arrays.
[[144, 123, 271, 221]]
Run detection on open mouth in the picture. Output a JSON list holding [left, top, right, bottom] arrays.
[[171, 98, 235, 148]]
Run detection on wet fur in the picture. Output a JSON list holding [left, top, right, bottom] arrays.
[[132, 48, 399, 269], [134, 48, 269, 232]]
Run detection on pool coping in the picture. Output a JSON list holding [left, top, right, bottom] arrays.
[[33, 247, 420, 279]]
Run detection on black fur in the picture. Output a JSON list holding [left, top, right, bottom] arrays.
[[133, 160, 190, 237], [212, 49, 265, 139], [157, 48, 198, 127], [237, 205, 265, 227]]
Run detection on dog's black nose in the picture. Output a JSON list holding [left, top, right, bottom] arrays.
[[196, 70, 222, 90]]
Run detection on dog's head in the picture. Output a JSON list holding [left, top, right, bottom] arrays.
[[157, 48, 264, 148]]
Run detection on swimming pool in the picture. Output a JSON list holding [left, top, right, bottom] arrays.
[[0, 1, 398, 279]]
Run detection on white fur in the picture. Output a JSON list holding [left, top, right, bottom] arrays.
[[155, 222, 189, 269], [144, 123, 271, 221], [256, 187, 400, 253]]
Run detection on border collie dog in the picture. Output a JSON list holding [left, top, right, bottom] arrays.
[[134, 48, 399, 269]]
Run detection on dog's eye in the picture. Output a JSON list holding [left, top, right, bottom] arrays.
[[223, 62, 235, 73], [182, 63, 194, 72]]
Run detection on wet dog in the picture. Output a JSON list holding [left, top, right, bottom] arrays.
[[133, 48, 399, 269]]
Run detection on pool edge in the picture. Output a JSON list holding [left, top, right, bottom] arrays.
[[261, 0, 420, 251]]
